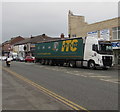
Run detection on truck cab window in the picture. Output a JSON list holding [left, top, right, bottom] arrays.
[[92, 44, 98, 52], [98, 43, 113, 55]]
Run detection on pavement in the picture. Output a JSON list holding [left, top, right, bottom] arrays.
[[2, 69, 69, 110]]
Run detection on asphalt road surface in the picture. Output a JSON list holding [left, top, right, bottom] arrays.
[[2, 61, 119, 111], [2, 70, 70, 110]]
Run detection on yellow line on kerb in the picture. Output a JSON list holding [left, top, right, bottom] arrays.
[[3, 67, 90, 112]]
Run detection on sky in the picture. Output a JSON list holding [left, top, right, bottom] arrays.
[[2, 1, 119, 42]]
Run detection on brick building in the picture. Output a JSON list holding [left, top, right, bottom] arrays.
[[14, 34, 60, 57], [68, 11, 120, 65], [2, 36, 25, 56]]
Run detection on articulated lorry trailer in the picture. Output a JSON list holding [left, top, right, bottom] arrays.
[[34, 37, 113, 69]]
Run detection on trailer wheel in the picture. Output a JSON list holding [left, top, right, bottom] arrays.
[[58, 63, 64, 66], [69, 61, 76, 68], [88, 61, 96, 69], [45, 60, 49, 65], [49, 60, 54, 66], [41, 59, 45, 65]]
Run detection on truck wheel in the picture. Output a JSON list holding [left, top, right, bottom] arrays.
[[45, 60, 49, 65], [41, 59, 45, 65], [88, 61, 96, 69], [58, 63, 64, 66], [49, 60, 54, 66], [69, 61, 76, 68]]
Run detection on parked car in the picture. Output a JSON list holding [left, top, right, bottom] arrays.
[[16, 56, 25, 62], [25, 56, 35, 62], [9, 52, 18, 61], [0, 56, 13, 61], [0, 56, 7, 61], [0, 56, 2, 60]]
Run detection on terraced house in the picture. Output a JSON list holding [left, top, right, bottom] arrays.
[[13, 34, 60, 57], [2, 36, 25, 56]]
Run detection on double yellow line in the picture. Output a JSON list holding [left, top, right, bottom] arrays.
[[3, 67, 90, 111]]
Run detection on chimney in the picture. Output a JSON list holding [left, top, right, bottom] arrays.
[[60, 33, 64, 39], [68, 34, 70, 38], [69, 10, 73, 16], [31, 35, 34, 38], [42, 34, 46, 37]]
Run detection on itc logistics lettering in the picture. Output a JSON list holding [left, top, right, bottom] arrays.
[[61, 39, 78, 52]]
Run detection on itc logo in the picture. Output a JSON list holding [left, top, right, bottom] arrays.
[[61, 39, 78, 52]]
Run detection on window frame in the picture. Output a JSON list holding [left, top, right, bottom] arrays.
[[112, 26, 120, 40]]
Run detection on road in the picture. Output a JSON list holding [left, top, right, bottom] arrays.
[[2, 69, 69, 110], [2, 61, 119, 111]]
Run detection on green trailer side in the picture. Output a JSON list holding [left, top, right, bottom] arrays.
[[34, 38, 84, 60]]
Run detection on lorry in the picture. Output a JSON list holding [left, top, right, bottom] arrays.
[[34, 36, 113, 69]]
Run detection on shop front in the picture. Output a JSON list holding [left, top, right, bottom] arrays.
[[112, 41, 120, 65]]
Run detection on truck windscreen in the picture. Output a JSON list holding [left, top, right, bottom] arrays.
[[98, 43, 113, 55]]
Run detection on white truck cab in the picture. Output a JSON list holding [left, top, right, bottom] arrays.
[[83, 36, 113, 69]]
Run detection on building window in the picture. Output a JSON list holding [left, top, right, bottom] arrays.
[[72, 34, 76, 37], [118, 26, 120, 39], [112, 26, 120, 40]]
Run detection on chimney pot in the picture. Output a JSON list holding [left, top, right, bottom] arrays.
[[61, 33, 64, 39], [42, 34, 46, 37]]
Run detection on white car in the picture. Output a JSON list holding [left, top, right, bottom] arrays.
[[0, 56, 13, 61], [0, 56, 2, 60], [1, 56, 7, 61]]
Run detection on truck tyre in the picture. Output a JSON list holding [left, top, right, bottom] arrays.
[[88, 61, 96, 69], [49, 60, 54, 66], [45, 60, 49, 65], [41, 59, 45, 65], [58, 63, 64, 66], [60, 63, 64, 66], [69, 61, 76, 68]]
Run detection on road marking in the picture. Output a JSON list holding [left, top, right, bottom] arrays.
[[80, 75, 87, 77], [74, 71, 79, 73], [2, 67, 89, 111], [89, 76, 111, 78], [66, 71, 73, 74], [100, 79, 119, 84], [33, 64, 118, 84], [74, 74, 80, 76], [87, 73, 95, 75], [24, 63, 35, 65]]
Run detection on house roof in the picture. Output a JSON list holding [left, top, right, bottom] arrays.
[[12, 37, 24, 45], [2, 36, 25, 45], [14, 34, 66, 45], [29, 34, 60, 43], [2, 40, 11, 45], [14, 38, 31, 45]]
